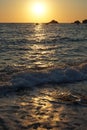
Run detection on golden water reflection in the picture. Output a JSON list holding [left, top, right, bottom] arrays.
[[1, 87, 87, 129], [24, 44, 55, 70], [18, 89, 69, 129], [19, 24, 58, 70], [34, 24, 46, 42]]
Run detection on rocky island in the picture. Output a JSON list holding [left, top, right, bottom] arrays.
[[82, 19, 87, 24], [46, 20, 59, 24], [74, 20, 80, 24]]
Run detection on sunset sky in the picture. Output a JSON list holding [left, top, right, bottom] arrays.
[[0, 0, 87, 23]]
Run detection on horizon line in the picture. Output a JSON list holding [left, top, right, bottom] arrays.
[[0, 19, 87, 24]]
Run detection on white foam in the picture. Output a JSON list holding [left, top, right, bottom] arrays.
[[11, 63, 87, 90]]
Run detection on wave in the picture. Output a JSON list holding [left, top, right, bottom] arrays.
[[0, 62, 87, 96], [59, 37, 87, 42], [11, 66, 87, 87], [37, 36, 87, 45], [5, 63, 87, 86]]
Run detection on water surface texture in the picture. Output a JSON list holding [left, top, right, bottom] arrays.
[[0, 23, 87, 130]]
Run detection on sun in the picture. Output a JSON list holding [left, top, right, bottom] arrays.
[[29, 1, 48, 23], [31, 3, 45, 16]]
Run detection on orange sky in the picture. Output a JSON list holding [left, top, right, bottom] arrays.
[[0, 0, 87, 23]]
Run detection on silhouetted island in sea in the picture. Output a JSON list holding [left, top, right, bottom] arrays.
[[46, 20, 59, 24], [82, 19, 87, 24], [73, 19, 87, 24], [74, 20, 81, 24]]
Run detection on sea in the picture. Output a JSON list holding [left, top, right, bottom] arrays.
[[0, 23, 87, 130]]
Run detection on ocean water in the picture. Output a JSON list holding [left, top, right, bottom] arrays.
[[0, 23, 87, 129]]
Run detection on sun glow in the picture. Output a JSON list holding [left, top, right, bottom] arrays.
[[29, 2, 47, 22], [28, 1, 56, 23], [32, 3, 45, 16]]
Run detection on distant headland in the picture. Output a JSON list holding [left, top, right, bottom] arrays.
[[73, 19, 87, 24], [46, 20, 59, 24], [46, 19, 87, 24], [74, 20, 81, 24], [82, 19, 87, 24]]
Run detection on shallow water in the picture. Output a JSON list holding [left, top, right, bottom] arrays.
[[0, 82, 87, 130], [0, 23, 87, 129]]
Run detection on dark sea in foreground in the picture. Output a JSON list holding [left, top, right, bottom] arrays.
[[0, 23, 87, 130]]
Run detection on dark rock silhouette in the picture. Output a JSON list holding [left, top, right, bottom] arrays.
[[35, 23, 39, 25], [82, 19, 87, 24], [46, 20, 58, 24], [74, 20, 80, 24]]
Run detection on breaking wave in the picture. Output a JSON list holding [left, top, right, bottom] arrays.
[[11, 63, 87, 88], [0, 62, 87, 95]]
